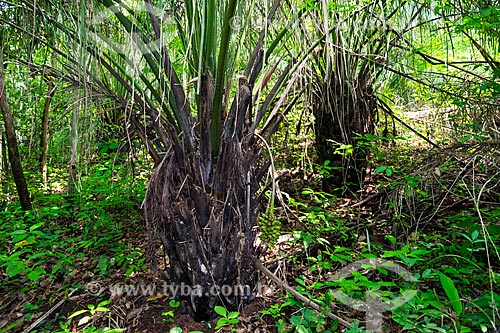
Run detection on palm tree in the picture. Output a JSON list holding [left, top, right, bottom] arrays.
[[137, 1, 307, 318], [306, 0, 464, 193], [305, 1, 411, 193], [1, 0, 309, 319], [4, 0, 497, 321]]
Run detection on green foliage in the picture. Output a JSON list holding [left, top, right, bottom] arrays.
[[214, 306, 239, 330], [55, 300, 125, 333], [326, 140, 354, 157], [67, 300, 112, 326], [439, 273, 463, 317], [287, 308, 331, 333], [1, 220, 48, 281], [0, 164, 147, 294], [261, 300, 293, 319], [162, 299, 181, 323], [169, 328, 204, 333], [343, 321, 369, 333], [1, 1, 500, 332], [375, 165, 396, 177], [57, 323, 125, 333], [458, 5, 500, 38], [386, 236, 498, 332], [267, 183, 499, 333]]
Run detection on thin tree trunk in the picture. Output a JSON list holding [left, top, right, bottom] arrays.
[[41, 80, 54, 187], [0, 43, 32, 210], [67, 90, 80, 194], [0, 129, 3, 192]]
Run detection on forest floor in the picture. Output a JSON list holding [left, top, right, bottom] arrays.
[[0, 195, 291, 333], [1, 125, 500, 333], [0, 163, 385, 333], [0, 179, 390, 333]]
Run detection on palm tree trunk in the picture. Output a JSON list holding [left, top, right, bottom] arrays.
[[313, 82, 375, 192], [145, 140, 265, 321], [145, 81, 266, 320]]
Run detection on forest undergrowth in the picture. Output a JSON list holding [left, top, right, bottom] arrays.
[[1, 114, 500, 333]]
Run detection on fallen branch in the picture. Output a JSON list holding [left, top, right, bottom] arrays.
[[254, 257, 351, 329], [22, 288, 78, 333], [350, 187, 389, 208], [377, 98, 440, 149]]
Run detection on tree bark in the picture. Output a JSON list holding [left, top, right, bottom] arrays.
[[40, 80, 54, 187], [145, 140, 263, 321], [0, 130, 3, 192], [313, 82, 375, 193], [67, 90, 80, 194], [0, 43, 32, 210]]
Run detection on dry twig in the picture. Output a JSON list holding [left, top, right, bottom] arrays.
[[254, 257, 351, 329]]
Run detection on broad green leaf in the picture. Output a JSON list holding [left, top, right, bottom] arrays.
[[296, 325, 309, 333], [15, 238, 35, 247], [77, 315, 91, 326], [27, 268, 45, 281], [169, 299, 180, 308], [302, 233, 314, 249], [458, 135, 471, 142], [68, 309, 89, 319], [98, 255, 109, 273], [439, 273, 463, 316], [29, 222, 45, 232], [169, 328, 182, 333], [227, 311, 239, 319], [6, 261, 24, 277], [215, 318, 230, 329], [162, 310, 174, 317], [214, 305, 227, 316], [422, 269, 432, 278], [95, 307, 110, 312], [290, 315, 304, 326], [12, 233, 27, 243], [97, 299, 112, 308], [385, 235, 396, 245]]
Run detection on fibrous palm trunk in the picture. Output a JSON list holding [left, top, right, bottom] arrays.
[[144, 79, 269, 321], [312, 65, 376, 193]]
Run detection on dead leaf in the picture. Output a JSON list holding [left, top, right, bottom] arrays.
[[146, 294, 164, 301]]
